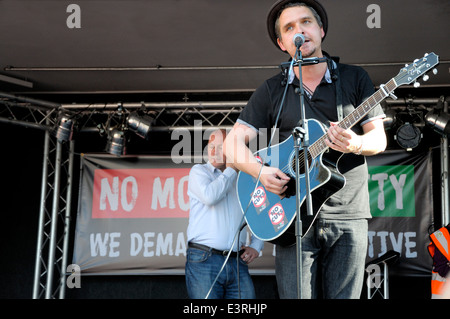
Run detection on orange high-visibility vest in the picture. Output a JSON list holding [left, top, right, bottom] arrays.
[[428, 226, 450, 298]]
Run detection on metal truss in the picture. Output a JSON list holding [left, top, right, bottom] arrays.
[[0, 92, 73, 299], [61, 101, 246, 134], [0, 92, 246, 135], [0, 92, 59, 131], [32, 132, 75, 299], [365, 250, 400, 299]]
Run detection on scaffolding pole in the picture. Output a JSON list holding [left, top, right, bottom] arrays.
[[59, 141, 75, 299], [32, 128, 50, 299], [441, 99, 449, 227], [32, 120, 75, 299], [44, 141, 62, 299]]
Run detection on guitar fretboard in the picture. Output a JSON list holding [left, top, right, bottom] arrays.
[[308, 78, 397, 159]]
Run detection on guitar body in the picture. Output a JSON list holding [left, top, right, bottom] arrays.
[[237, 119, 346, 246]]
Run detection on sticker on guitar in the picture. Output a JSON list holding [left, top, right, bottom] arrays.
[[268, 203, 288, 232], [252, 186, 269, 214]]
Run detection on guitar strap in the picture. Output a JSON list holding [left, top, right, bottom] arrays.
[[327, 57, 344, 122], [294, 55, 344, 124]]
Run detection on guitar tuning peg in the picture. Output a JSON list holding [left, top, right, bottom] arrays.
[[433, 68, 438, 75], [414, 81, 421, 88], [423, 75, 429, 81]]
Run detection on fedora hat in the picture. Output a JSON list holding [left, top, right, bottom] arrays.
[[267, 0, 328, 51]]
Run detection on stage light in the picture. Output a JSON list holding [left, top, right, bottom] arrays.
[[55, 114, 75, 142], [127, 112, 153, 140], [394, 122, 422, 150], [425, 111, 450, 137], [106, 128, 127, 156]]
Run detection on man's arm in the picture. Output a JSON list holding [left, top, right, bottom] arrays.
[[224, 122, 290, 196], [325, 118, 387, 156], [188, 165, 236, 206]]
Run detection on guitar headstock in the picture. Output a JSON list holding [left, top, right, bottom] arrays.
[[394, 52, 439, 87]]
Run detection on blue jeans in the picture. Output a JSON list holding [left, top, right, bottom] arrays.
[[275, 219, 368, 299], [185, 247, 256, 299]]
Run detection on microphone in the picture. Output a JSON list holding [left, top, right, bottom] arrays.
[[293, 33, 305, 49]]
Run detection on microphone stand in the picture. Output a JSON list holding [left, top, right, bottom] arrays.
[[290, 48, 327, 299]]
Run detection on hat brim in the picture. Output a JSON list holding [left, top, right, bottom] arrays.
[[267, 0, 328, 51]]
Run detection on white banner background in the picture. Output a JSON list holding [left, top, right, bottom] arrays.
[[73, 150, 433, 276]]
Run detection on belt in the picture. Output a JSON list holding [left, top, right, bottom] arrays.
[[188, 242, 243, 257]]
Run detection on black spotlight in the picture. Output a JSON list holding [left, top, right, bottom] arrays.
[[425, 111, 450, 137], [55, 114, 75, 142], [127, 112, 153, 140], [106, 128, 127, 156], [395, 123, 422, 150]]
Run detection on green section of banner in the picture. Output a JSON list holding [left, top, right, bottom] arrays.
[[368, 165, 415, 217]]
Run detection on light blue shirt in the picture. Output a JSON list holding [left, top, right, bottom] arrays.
[[187, 162, 264, 253]]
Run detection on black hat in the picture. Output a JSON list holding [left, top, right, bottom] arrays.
[[267, 0, 328, 51]]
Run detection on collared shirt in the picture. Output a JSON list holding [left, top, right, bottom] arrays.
[[187, 161, 264, 252], [286, 62, 333, 95]]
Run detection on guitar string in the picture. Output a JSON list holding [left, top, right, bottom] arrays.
[[276, 77, 398, 174], [277, 85, 388, 175], [277, 59, 434, 174]]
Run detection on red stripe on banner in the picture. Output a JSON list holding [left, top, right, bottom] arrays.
[[92, 168, 190, 218]]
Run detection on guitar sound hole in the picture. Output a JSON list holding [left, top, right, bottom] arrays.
[[290, 152, 312, 175]]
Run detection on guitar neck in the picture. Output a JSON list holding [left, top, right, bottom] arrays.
[[309, 78, 397, 158]]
